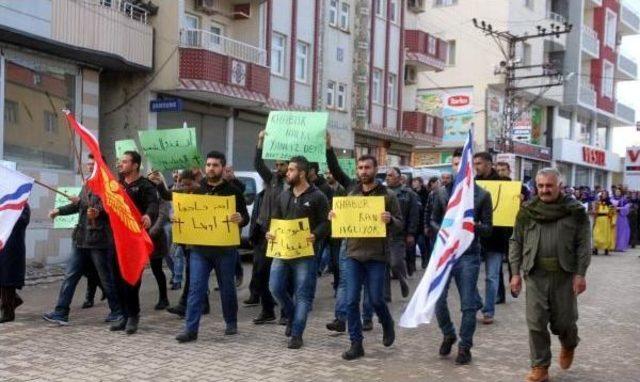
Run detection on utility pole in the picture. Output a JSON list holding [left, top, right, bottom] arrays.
[[472, 18, 573, 153]]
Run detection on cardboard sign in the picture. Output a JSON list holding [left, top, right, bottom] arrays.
[[138, 128, 201, 171], [476, 181, 522, 227], [266, 218, 314, 259], [53, 187, 83, 229], [338, 158, 357, 179], [262, 111, 328, 163], [331, 196, 386, 238], [115, 139, 139, 159], [172, 193, 240, 246]]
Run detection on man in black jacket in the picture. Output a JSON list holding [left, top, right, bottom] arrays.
[[473, 152, 512, 324], [266, 156, 329, 349], [110, 150, 159, 335], [430, 148, 493, 365], [176, 151, 249, 343], [308, 162, 334, 276]]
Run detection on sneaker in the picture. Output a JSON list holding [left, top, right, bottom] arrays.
[[482, 315, 494, 325], [342, 341, 365, 360], [243, 295, 260, 306], [155, 299, 170, 311], [110, 318, 127, 331], [455, 347, 472, 365], [439, 335, 457, 356], [382, 321, 395, 347], [285, 323, 292, 337], [326, 319, 346, 333], [362, 319, 373, 332], [253, 311, 276, 325], [104, 312, 123, 323], [224, 326, 238, 335], [288, 336, 303, 349], [81, 300, 94, 309], [125, 316, 139, 335], [400, 280, 410, 298], [176, 331, 198, 343], [42, 312, 69, 326], [167, 305, 186, 317]]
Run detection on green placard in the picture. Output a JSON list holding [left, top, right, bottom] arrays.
[[54, 187, 82, 229], [115, 139, 139, 159], [262, 111, 328, 163], [338, 158, 356, 179], [138, 128, 201, 171]]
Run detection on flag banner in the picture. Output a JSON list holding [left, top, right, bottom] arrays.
[[400, 130, 475, 328], [64, 111, 153, 285], [0, 166, 33, 250]]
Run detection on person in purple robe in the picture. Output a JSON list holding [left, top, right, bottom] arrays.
[[611, 188, 631, 252]]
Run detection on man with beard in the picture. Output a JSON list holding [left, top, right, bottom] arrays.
[[250, 130, 289, 325], [510, 168, 590, 382], [110, 151, 158, 335], [175, 151, 249, 342], [266, 156, 329, 349], [326, 135, 403, 360]]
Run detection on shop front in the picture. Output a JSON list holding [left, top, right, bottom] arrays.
[[495, 142, 552, 182], [552, 138, 621, 189]]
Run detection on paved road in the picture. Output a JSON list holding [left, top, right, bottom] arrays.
[[1, 250, 639, 382]]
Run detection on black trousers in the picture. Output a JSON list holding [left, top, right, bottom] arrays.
[[112, 255, 141, 319], [253, 237, 275, 315], [150, 257, 168, 303]]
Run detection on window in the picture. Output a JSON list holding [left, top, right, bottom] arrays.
[[604, 9, 617, 48], [339, 2, 350, 30], [602, 60, 614, 99], [337, 83, 347, 110], [389, 0, 397, 22], [387, 74, 397, 107], [44, 111, 58, 134], [376, 0, 386, 17], [336, 47, 344, 62], [372, 69, 382, 103], [326, 81, 336, 108], [271, 33, 286, 76], [524, 0, 534, 10], [427, 35, 437, 55], [329, 0, 338, 26], [184, 14, 199, 46], [434, 0, 457, 6], [4, 100, 18, 125], [296, 41, 309, 82], [210, 22, 224, 48], [426, 116, 434, 134], [447, 40, 456, 66], [522, 43, 532, 65]]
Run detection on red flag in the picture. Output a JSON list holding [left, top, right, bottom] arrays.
[[64, 111, 153, 285]]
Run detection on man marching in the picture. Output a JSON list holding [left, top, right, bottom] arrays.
[[510, 168, 590, 382], [266, 156, 329, 349]]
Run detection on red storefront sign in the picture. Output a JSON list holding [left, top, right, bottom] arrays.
[[582, 147, 606, 166]]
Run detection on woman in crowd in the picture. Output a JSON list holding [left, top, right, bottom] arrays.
[[628, 191, 639, 249], [611, 188, 631, 252], [592, 191, 616, 256], [0, 205, 30, 323]]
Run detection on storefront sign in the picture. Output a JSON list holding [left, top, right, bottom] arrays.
[[625, 146, 640, 190], [512, 141, 551, 161], [582, 147, 606, 167], [486, 88, 503, 142], [416, 86, 474, 144], [150, 98, 183, 112], [512, 98, 532, 143]]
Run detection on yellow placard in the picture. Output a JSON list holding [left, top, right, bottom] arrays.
[[476, 181, 522, 227], [172, 193, 240, 246], [331, 196, 386, 238], [266, 218, 314, 259]]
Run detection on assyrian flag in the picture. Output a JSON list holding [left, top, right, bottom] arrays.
[[0, 165, 33, 250], [400, 131, 475, 328]]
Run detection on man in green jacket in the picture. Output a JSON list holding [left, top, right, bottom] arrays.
[[509, 167, 591, 382]]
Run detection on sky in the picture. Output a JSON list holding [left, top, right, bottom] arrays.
[[614, 34, 640, 156]]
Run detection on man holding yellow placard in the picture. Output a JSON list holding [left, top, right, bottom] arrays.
[[326, 134, 403, 361], [175, 151, 249, 344], [266, 156, 329, 350]]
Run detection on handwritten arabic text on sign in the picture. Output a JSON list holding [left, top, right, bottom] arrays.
[[266, 218, 314, 259], [54, 187, 82, 229], [171, 193, 240, 246], [262, 111, 328, 163], [476, 180, 522, 227], [332, 196, 386, 238], [138, 128, 201, 171]]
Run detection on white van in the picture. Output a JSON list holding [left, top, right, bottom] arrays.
[[235, 171, 265, 248]]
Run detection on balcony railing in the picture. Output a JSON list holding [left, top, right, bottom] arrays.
[[586, 0, 602, 7], [616, 101, 636, 125], [581, 25, 599, 59], [404, 30, 447, 71], [579, 80, 597, 109], [547, 11, 567, 24], [98, 0, 149, 24], [618, 52, 638, 80], [621, 0, 640, 34], [180, 29, 267, 67]]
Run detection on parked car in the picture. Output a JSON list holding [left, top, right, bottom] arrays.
[[235, 171, 264, 249]]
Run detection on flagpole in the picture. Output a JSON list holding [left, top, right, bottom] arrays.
[[62, 109, 85, 182], [33, 179, 74, 200]]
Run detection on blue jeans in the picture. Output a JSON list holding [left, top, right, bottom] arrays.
[[345, 257, 393, 343], [269, 257, 317, 337], [435, 249, 482, 349], [55, 247, 120, 316], [482, 251, 504, 318], [170, 244, 185, 284], [185, 247, 238, 333], [335, 241, 373, 322]]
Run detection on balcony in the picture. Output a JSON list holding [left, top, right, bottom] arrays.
[[546, 11, 567, 24], [585, 0, 602, 8], [178, 29, 270, 104], [620, 0, 640, 35], [578, 80, 597, 109], [51, 0, 153, 68], [402, 111, 443, 145], [616, 101, 636, 126], [581, 25, 599, 59], [404, 30, 447, 71], [617, 52, 638, 80]]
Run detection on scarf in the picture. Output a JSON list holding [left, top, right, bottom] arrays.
[[520, 194, 584, 223]]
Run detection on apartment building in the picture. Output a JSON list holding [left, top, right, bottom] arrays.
[[414, 0, 637, 187], [0, 0, 154, 264]]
